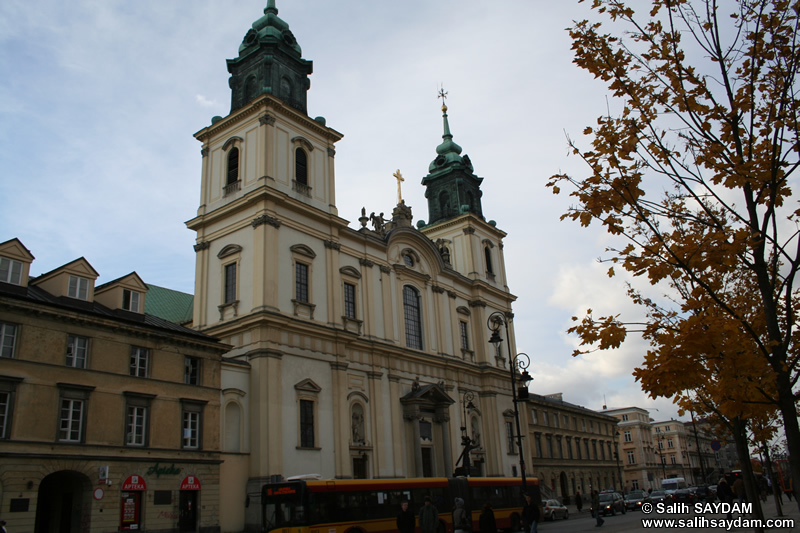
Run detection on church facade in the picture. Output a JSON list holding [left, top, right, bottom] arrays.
[[185, 2, 526, 531]]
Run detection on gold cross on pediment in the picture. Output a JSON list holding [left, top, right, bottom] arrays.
[[393, 169, 404, 204]]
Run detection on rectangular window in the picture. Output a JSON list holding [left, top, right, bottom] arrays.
[[130, 346, 149, 377], [0, 392, 9, 439], [123, 289, 141, 312], [66, 335, 88, 368], [68, 275, 89, 300], [0, 323, 18, 358], [459, 321, 470, 350], [576, 439, 582, 459], [622, 414, 629, 421], [535, 434, 543, 458], [627, 451, 636, 464], [542, 411, 549, 426], [506, 421, 515, 453], [546, 435, 554, 458], [126, 406, 147, 446], [624, 430, 632, 442], [59, 399, 85, 442], [185, 357, 200, 385], [343, 282, 356, 319], [563, 415, 570, 428], [553, 415, 559, 428], [531, 409, 538, 424], [224, 263, 237, 303], [567, 438, 574, 459], [295, 263, 309, 303], [0, 257, 22, 285], [667, 438, 674, 448], [183, 411, 200, 449], [299, 399, 314, 447]]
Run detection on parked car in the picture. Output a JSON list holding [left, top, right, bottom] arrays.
[[598, 491, 626, 515], [624, 490, 646, 510], [543, 499, 569, 520], [673, 488, 695, 504], [645, 490, 671, 505], [692, 485, 717, 503]]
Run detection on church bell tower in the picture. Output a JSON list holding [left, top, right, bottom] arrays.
[[227, 0, 313, 114]]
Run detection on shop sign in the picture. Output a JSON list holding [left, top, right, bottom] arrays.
[[121, 475, 147, 491], [180, 475, 202, 491], [146, 463, 183, 478]]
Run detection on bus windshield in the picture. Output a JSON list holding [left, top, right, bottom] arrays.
[[263, 484, 308, 531]]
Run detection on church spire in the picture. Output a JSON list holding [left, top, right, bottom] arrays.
[[226, 1, 313, 114], [422, 89, 484, 226]]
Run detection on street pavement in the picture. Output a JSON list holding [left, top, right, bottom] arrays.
[[535, 495, 800, 532]]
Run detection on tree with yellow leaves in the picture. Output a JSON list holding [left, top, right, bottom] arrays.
[[549, 0, 800, 508]]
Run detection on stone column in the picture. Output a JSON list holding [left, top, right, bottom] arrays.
[[437, 410, 453, 477]]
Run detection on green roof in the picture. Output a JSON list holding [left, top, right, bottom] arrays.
[[144, 284, 194, 325]]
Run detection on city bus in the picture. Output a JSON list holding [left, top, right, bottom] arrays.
[[262, 476, 541, 533]]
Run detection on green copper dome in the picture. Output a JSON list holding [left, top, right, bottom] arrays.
[[422, 97, 484, 225], [239, 0, 302, 57], [428, 104, 470, 173], [227, 0, 313, 114]]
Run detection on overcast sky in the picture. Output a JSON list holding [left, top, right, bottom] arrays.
[[0, 1, 687, 422]]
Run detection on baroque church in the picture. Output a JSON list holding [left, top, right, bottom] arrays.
[[187, 2, 523, 530]]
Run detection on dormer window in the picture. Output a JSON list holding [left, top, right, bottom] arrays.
[[68, 275, 89, 300], [0, 257, 22, 285], [123, 289, 141, 313]]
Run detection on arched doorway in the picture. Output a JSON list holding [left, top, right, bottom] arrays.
[[35, 470, 91, 533], [559, 471, 569, 503]]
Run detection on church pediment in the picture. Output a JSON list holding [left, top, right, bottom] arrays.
[[400, 381, 454, 407]]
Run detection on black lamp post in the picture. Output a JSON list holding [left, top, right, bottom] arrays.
[[614, 431, 624, 493], [488, 311, 533, 491], [454, 391, 478, 476]]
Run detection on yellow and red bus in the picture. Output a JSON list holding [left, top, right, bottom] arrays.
[[262, 477, 541, 533]]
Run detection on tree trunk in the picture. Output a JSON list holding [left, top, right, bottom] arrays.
[[775, 368, 800, 513], [731, 418, 764, 532]]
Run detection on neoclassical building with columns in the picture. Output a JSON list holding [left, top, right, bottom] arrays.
[[186, 3, 527, 531]]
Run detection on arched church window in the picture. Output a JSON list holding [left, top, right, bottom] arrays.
[[227, 147, 240, 185], [295, 148, 308, 185], [403, 285, 423, 350], [484, 246, 494, 275]]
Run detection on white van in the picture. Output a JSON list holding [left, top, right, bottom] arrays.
[[662, 477, 687, 495]]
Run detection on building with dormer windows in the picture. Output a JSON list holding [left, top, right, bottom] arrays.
[[185, 3, 527, 531], [0, 238, 229, 533]]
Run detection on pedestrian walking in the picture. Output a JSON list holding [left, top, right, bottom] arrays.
[[396, 501, 415, 533], [716, 478, 734, 520], [453, 498, 469, 533], [522, 493, 540, 533], [575, 491, 583, 512], [419, 496, 439, 533], [591, 490, 604, 527], [479, 503, 497, 533]]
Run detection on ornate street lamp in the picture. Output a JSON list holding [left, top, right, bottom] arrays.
[[454, 391, 478, 476], [488, 311, 533, 491], [614, 431, 624, 493]]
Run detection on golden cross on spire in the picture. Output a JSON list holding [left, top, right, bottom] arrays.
[[393, 169, 404, 204]]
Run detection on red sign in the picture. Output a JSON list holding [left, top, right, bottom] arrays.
[[180, 475, 201, 491], [121, 475, 147, 491]]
